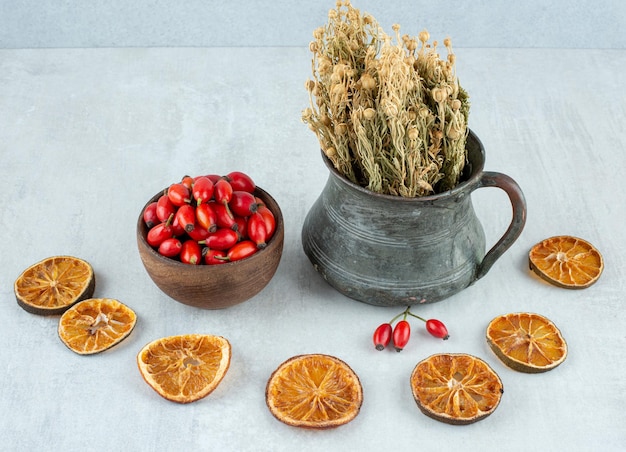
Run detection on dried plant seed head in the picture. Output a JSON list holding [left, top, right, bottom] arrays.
[[363, 108, 376, 120], [382, 101, 399, 117], [335, 123, 348, 135], [418, 179, 434, 193], [419, 30, 430, 44], [331, 85, 345, 101], [346, 3, 358, 14], [313, 27, 325, 39], [333, 63, 345, 78], [318, 57, 332, 75], [447, 126, 462, 140], [360, 73, 376, 90], [431, 87, 445, 103]]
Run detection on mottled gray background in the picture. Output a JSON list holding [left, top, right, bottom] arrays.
[[1, 0, 624, 49]]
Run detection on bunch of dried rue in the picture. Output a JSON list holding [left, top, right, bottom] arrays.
[[302, 1, 470, 197]]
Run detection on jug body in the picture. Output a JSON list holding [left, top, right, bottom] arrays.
[[301, 130, 526, 306]]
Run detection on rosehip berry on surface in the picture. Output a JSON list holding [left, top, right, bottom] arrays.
[[392, 320, 411, 352], [373, 323, 392, 351], [426, 319, 449, 340]]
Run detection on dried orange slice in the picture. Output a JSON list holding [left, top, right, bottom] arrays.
[[410, 353, 503, 425], [14, 256, 95, 315], [58, 298, 137, 355], [529, 235, 603, 289], [137, 334, 231, 404], [486, 312, 567, 373], [265, 354, 363, 429]]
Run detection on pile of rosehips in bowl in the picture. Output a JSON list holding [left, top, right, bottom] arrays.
[[142, 171, 276, 265]]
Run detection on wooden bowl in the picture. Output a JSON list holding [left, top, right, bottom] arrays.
[[136, 186, 284, 309]]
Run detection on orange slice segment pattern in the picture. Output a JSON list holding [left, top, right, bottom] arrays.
[[410, 353, 503, 425], [137, 334, 231, 404], [58, 298, 137, 355], [529, 235, 603, 289], [265, 354, 363, 429], [486, 312, 567, 373], [14, 256, 95, 315]]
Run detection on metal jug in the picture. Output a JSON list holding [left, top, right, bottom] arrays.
[[301, 130, 527, 306]]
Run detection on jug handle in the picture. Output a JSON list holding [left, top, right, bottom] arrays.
[[474, 171, 527, 281]]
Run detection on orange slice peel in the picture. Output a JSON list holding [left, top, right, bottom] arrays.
[[14, 256, 95, 315], [265, 354, 363, 429], [486, 312, 567, 373], [137, 334, 231, 404], [410, 353, 503, 425], [529, 235, 603, 289], [58, 298, 137, 355]]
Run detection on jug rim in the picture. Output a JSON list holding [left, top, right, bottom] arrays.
[[321, 129, 486, 202]]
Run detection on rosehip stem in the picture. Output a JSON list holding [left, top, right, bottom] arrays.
[[388, 306, 413, 324], [388, 306, 429, 324], [406, 311, 428, 323]]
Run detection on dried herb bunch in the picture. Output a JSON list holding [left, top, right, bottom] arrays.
[[302, 1, 470, 197]]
